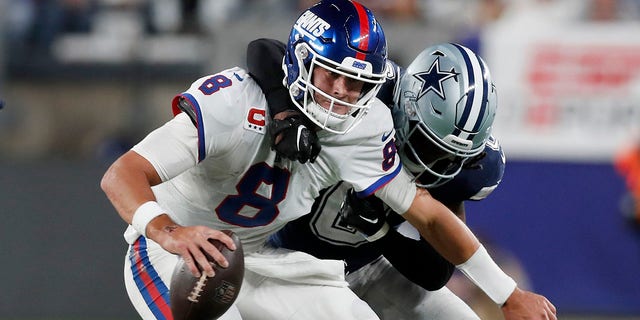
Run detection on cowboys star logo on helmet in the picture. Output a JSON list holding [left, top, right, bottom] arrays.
[[413, 55, 459, 101]]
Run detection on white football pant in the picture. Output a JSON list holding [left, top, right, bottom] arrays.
[[347, 256, 480, 320], [123, 237, 378, 320]]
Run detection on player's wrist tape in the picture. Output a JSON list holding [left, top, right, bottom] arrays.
[[132, 201, 166, 238], [365, 223, 390, 242], [456, 245, 517, 306]]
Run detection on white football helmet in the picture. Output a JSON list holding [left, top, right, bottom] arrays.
[[393, 43, 498, 187]]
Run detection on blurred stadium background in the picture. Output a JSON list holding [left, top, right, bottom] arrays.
[[1, 0, 639, 319]]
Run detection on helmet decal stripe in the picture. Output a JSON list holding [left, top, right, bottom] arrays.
[[455, 46, 476, 131], [352, 1, 370, 60], [473, 55, 489, 133], [452, 43, 489, 135]]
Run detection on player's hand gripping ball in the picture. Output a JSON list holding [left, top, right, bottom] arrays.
[[170, 230, 244, 320]]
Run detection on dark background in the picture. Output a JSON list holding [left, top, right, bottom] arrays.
[[0, 160, 138, 318]]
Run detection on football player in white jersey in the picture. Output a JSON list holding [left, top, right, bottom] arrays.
[[101, 0, 556, 319], [249, 39, 510, 319]]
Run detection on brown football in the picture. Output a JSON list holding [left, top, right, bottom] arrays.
[[170, 230, 244, 320]]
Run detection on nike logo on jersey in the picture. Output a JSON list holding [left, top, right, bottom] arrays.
[[381, 129, 394, 142]]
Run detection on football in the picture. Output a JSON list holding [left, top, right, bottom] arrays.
[[170, 230, 244, 320]]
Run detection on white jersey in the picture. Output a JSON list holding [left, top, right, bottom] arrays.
[[125, 67, 412, 252]]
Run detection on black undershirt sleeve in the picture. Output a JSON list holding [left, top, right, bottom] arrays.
[[374, 221, 455, 291], [246, 38, 295, 116]]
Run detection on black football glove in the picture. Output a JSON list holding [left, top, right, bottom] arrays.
[[269, 114, 321, 164], [339, 188, 390, 241]]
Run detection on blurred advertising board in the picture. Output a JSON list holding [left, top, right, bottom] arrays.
[[483, 22, 640, 162]]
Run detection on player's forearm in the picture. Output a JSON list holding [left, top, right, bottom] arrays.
[[404, 188, 517, 305], [101, 151, 162, 225], [404, 188, 480, 265]]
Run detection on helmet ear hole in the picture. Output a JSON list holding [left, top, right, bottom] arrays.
[[295, 44, 310, 61]]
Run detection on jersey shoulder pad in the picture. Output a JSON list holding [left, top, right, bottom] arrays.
[[328, 100, 402, 198], [171, 68, 263, 127], [169, 68, 267, 160], [429, 136, 505, 203]]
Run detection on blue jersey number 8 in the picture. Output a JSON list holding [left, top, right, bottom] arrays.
[[216, 163, 291, 227]]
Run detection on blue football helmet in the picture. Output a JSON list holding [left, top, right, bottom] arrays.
[[392, 43, 498, 188], [283, 0, 388, 134]]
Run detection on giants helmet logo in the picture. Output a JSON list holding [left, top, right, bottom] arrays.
[[295, 11, 331, 37]]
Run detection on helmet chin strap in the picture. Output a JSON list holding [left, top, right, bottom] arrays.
[[401, 143, 463, 188], [412, 172, 450, 189], [306, 101, 350, 130]]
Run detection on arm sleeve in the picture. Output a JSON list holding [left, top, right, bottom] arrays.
[[246, 38, 295, 116], [374, 166, 416, 214], [375, 228, 455, 291], [131, 112, 199, 181]]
